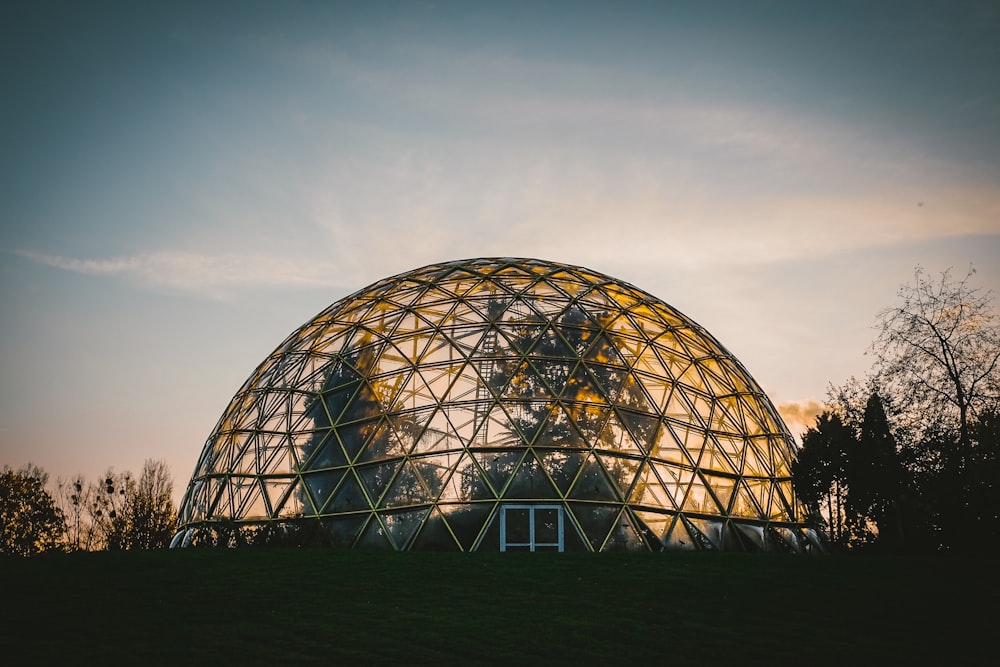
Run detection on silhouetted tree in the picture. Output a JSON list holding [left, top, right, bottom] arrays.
[[126, 459, 177, 549], [88, 468, 134, 550], [81, 460, 177, 551], [846, 392, 908, 551], [871, 265, 1000, 454], [792, 412, 853, 550], [819, 266, 1000, 553], [905, 408, 1000, 553], [1, 464, 65, 557], [55, 474, 99, 551]]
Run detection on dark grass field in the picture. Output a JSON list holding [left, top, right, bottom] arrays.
[[1, 549, 995, 666]]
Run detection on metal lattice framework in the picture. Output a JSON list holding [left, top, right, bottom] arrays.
[[174, 258, 822, 552]]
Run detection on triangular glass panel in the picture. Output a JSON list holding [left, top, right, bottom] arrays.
[[699, 435, 738, 476], [303, 469, 347, 513], [705, 473, 737, 514], [438, 361, 482, 405], [731, 480, 766, 519], [392, 311, 428, 339], [381, 460, 432, 509], [709, 398, 744, 435], [379, 507, 430, 550], [652, 343, 691, 380], [661, 515, 696, 550], [771, 438, 795, 478], [445, 402, 479, 445], [717, 435, 747, 475], [502, 324, 544, 359], [471, 450, 522, 498], [356, 514, 394, 550], [524, 403, 571, 448], [261, 478, 295, 516], [415, 333, 456, 369], [678, 387, 713, 428], [740, 401, 771, 437], [317, 381, 363, 426], [380, 415, 418, 458], [420, 405, 462, 449], [547, 270, 586, 298], [562, 358, 607, 403], [633, 509, 672, 542], [627, 462, 674, 510], [266, 353, 307, 389], [632, 372, 670, 418], [567, 454, 620, 502], [447, 501, 496, 551], [327, 470, 370, 513], [676, 330, 713, 359], [770, 480, 796, 521], [352, 419, 397, 464], [472, 404, 518, 448], [662, 389, 696, 424], [536, 449, 588, 496], [505, 401, 552, 447], [680, 473, 719, 514], [357, 460, 403, 507], [205, 476, 227, 518], [436, 454, 486, 502], [649, 461, 690, 511], [529, 324, 576, 361], [743, 437, 774, 477], [610, 408, 658, 456], [632, 342, 670, 378], [502, 452, 559, 500], [231, 435, 257, 475], [238, 481, 270, 520], [603, 510, 648, 551], [229, 476, 259, 519], [299, 429, 346, 470], [684, 515, 722, 550], [441, 301, 487, 329], [375, 339, 409, 374], [697, 357, 737, 396], [274, 480, 305, 518], [334, 420, 378, 463], [652, 422, 699, 467], [566, 502, 619, 552], [410, 506, 462, 551], [261, 439, 295, 476], [595, 453, 641, 500], [408, 452, 457, 501], [395, 407, 436, 454], [526, 356, 573, 398], [290, 395, 320, 434], [583, 360, 628, 403]]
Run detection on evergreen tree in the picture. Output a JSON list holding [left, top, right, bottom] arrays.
[[0, 465, 65, 557]]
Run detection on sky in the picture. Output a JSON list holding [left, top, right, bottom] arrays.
[[2, 1, 999, 505]]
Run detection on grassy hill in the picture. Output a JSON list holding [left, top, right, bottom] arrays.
[[1, 549, 994, 665]]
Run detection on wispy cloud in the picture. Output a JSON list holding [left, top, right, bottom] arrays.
[[275, 49, 1000, 274], [14, 250, 349, 299], [777, 400, 827, 442]]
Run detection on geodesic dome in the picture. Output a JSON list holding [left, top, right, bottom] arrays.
[[173, 258, 822, 552]]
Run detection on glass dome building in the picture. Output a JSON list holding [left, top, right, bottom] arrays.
[[173, 258, 822, 552]]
